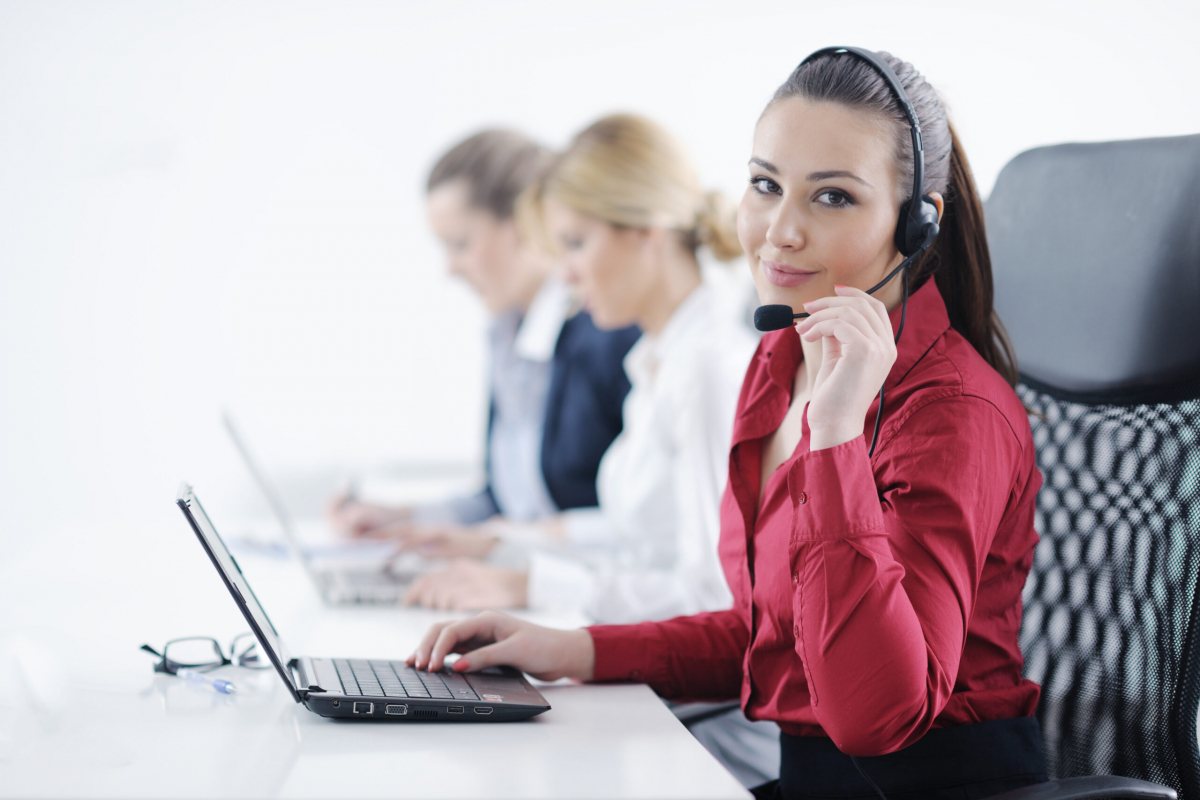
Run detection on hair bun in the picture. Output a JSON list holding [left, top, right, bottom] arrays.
[[695, 190, 742, 262]]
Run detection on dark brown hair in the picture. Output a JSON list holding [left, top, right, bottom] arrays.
[[426, 129, 551, 220], [771, 51, 1019, 387]]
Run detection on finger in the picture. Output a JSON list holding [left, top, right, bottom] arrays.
[[834, 283, 892, 332], [450, 637, 518, 673], [800, 297, 890, 343], [799, 318, 872, 348], [410, 620, 452, 669], [402, 575, 430, 607], [797, 306, 880, 345], [803, 288, 891, 337], [428, 613, 502, 671]]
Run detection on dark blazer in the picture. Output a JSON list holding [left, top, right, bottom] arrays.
[[539, 312, 639, 510], [476, 311, 639, 517]]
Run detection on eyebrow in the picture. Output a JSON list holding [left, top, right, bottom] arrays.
[[748, 157, 778, 174], [749, 160, 874, 189], [807, 170, 872, 187]]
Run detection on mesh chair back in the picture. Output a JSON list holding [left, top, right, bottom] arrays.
[[1016, 385, 1200, 794], [988, 134, 1200, 798]]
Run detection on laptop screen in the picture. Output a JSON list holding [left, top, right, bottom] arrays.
[[176, 484, 300, 701]]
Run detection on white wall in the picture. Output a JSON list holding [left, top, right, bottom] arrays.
[[2, 0, 1199, 557]]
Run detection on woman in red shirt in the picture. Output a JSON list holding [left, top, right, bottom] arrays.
[[410, 48, 1048, 799]]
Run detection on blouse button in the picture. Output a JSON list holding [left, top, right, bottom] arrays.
[[791, 572, 799, 585], [793, 625, 800, 638], [797, 491, 808, 505], [630, 669, 642, 680]]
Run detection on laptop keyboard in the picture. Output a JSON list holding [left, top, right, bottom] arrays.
[[334, 658, 480, 701]]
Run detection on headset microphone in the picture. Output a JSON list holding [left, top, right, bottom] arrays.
[[751, 241, 934, 333], [752, 47, 941, 459]]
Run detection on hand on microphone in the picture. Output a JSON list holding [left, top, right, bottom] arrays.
[[796, 285, 897, 452]]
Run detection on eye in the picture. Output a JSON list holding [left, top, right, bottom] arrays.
[[559, 235, 584, 251], [815, 190, 854, 207], [749, 176, 781, 196]]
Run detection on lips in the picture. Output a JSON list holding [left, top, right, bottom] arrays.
[[761, 259, 819, 288]]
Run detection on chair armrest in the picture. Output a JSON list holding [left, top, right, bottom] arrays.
[[669, 700, 741, 728], [986, 775, 1177, 800]]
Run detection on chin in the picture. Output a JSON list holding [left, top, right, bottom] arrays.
[[754, 284, 813, 311], [587, 304, 633, 331]]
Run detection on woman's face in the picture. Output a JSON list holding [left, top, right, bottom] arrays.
[[738, 97, 914, 314], [426, 179, 528, 313], [543, 199, 652, 330]]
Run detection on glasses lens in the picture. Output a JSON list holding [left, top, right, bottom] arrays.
[[230, 633, 267, 669], [162, 638, 224, 671]]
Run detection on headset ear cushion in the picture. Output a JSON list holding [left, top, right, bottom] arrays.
[[895, 195, 941, 256], [894, 200, 914, 255]]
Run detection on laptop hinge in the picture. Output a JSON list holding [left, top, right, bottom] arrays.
[[292, 657, 326, 698]]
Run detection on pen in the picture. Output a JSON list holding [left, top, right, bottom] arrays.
[[177, 668, 237, 694]]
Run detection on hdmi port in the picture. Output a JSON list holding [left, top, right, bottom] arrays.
[[447, 706, 465, 714], [473, 706, 493, 715]]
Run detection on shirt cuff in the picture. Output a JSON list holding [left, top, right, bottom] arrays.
[[587, 622, 669, 684], [526, 551, 597, 613], [561, 508, 612, 548], [788, 438, 887, 542], [410, 490, 497, 526]]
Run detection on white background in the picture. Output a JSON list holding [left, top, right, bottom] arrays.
[[2, 0, 1199, 562]]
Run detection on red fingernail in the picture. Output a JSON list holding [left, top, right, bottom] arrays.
[[834, 284, 846, 288], [453, 658, 470, 671]]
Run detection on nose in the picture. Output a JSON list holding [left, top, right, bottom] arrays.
[[765, 199, 806, 252]]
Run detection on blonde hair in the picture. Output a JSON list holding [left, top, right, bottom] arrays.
[[520, 114, 741, 262]]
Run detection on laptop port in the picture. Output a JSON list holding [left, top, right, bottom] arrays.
[[447, 706, 464, 714], [332, 701, 340, 708], [352, 702, 374, 715], [473, 707, 493, 715], [385, 704, 408, 716]]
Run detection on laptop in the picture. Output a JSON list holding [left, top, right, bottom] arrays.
[[176, 483, 551, 722], [222, 412, 426, 605]]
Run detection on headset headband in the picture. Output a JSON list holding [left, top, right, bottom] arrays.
[[798, 47, 926, 229]]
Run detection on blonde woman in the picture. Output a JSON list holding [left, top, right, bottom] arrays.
[[389, 115, 756, 623], [379, 115, 777, 787], [330, 130, 639, 537]]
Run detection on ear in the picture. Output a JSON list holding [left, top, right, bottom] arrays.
[[927, 191, 945, 223]]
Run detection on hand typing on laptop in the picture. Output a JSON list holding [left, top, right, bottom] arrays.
[[402, 560, 527, 610], [410, 611, 595, 683], [327, 492, 412, 538]]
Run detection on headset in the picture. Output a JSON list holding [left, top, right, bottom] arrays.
[[752, 46, 941, 459]]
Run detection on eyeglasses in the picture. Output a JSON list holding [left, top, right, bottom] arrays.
[[140, 633, 270, 675]]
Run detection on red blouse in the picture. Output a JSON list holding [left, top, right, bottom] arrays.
[[588, 277, 1042, 757]]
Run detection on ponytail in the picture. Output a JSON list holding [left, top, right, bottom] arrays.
[[911, 123, 1019, 387], [775, 50, 1021, 388], [694, 190, 743, 262]]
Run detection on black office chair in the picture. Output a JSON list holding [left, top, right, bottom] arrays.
[[983, 133, 1200, 800]]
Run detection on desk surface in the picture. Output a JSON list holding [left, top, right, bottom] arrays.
[[0, 518, 749, 799]]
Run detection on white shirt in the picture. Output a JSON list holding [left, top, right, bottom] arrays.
[[522, 283, 758, 624]]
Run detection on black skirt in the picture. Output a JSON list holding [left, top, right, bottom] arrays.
[[754, 717, 1048, 800]]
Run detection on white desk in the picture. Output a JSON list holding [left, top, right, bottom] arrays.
[[0, 519, 750, 799]]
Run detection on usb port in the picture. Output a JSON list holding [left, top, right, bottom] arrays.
[[447, 706, 464, 714], [385, 704, 408, 716], [352, 702, 374, 715], [473, 706, 493, 715]]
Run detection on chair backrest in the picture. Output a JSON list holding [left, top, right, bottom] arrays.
[[987, 133, 1200, 798]]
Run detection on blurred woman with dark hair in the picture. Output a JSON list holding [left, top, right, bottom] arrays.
[[330, 129, 639, 541]]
